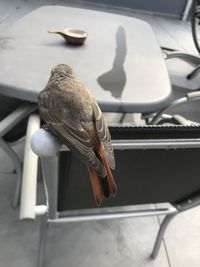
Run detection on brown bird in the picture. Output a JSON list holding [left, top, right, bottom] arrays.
[[38, 64, 117, 206]]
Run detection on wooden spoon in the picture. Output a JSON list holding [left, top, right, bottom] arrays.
[[48, 28, 88, 45]]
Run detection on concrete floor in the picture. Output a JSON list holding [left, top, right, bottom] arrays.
[[0, 1, 200, 267]]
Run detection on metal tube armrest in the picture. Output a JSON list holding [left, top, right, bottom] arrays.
[[20, 114, 41, 220], [30, 129, 61, 220], [150, 91, 200, 125], [155, 114, 200, 126], [165, 52, 200, 65]]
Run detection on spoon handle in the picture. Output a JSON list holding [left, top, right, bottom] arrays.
[[48, 29, 67, 34]]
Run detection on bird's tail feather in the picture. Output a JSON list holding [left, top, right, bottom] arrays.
[[98, 143, 117, 196], [88, 167, 104, 206], [88, 143, 117, 206]]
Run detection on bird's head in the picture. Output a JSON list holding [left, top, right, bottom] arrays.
[[50, 64, 74, 79]]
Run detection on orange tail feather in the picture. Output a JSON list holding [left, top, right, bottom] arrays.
[[98, 143, 117, 196], [88, 143, 117, 206], [88, 167, 104, 206]]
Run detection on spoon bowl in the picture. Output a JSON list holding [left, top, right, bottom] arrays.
[[48, 28, 88, 45]]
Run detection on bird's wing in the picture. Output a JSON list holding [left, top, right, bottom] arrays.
[[93, 103, 115, 169], [39, 93, 106, 177]]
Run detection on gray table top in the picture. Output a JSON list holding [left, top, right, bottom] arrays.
[[0, 6, 172, 112]]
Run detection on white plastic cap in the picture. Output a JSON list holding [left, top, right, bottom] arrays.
[[31, 128, 61, 157]]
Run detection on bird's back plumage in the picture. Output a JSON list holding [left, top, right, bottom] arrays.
[[38, 64, 117, 205]]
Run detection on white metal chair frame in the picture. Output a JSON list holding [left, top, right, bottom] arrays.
[[141, 91, 200, 125], [164, 51, 200, 80], [0, 103, 38, 206], [19, 122, 200, 267]]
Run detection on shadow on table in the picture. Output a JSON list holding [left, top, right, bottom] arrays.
[[97, 26, 127, 99]]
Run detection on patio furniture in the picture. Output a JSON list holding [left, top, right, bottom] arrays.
[[143, 53, 200, 123], [20, 123, 200, 267], [0, 6, 172, 114], [0, 5, 174, 211], [0, 101, 38, 207], [162, 3, 200, 95], [149, 91, 200, 125], [165, 51, 200, 91]]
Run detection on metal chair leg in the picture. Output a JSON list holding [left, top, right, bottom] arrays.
[[0, 138, 22, 207], [119, 113, 126, 123], [187, 64, 200, 80], [151, 213, 178, 259], [37, 215, 48, 267]]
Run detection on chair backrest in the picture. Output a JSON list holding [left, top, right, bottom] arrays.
[[57, 125, 200, 211]]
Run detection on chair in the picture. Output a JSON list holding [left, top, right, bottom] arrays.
[[0, 101, 39, 207], [163, 51, 200, 91], [140, 50, 200, 125], [148, 91, 200, 125], [20, 122, 200, 267]]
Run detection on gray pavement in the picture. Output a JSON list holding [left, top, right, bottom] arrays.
[[0, 1, 200, 267]]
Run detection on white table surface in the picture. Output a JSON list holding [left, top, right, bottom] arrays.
[[0, 6, 172, 112]]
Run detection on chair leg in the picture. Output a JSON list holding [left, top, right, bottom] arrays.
[[151, 213, 177, 259], [37, 215, 48, 267], [187, 64, 200, 80], [0, 138, 22, 207], [13, 160, 22, 208], [119, 113, 126, 123]]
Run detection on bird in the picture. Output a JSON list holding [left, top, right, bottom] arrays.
[[38, 64, 117, 206]]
